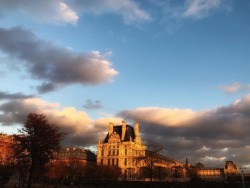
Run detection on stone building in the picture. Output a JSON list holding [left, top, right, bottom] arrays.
[[97, 121, 145, 174], [57, 148, 96, 162], [0, 133, 14, 165], [193, 161, 239, 181], [97, 121, 183, 180]]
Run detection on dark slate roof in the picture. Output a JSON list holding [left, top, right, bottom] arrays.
[[103, 125, 135, 143]]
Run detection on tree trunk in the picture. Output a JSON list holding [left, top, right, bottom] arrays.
[[27, 163, 34, 188]]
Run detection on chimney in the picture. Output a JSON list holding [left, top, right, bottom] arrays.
[[121, 120, 126, 140], [134, 122, 139, 137], [109, 122, 114, 135]]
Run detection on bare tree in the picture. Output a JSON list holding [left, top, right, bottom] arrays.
[[13, 113, 63, 188], [135, 140, 166, 182]]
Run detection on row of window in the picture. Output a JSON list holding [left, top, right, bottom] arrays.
[[101, 149, 128, 156], [100, 158, 128, 166]]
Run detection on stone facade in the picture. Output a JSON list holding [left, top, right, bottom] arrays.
[[97, 121, 145, 174], [97, 121, 183, 179], [0, 133, 14, 165]]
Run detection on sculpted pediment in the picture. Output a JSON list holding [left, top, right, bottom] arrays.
[[108, 132, 120, 142]]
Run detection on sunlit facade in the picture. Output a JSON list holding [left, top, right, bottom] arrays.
[[0, 133, 14, 165], [97, 121, 183, 179], [97, 121, 145, 174]]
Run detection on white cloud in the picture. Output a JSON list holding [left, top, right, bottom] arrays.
[[118, 107, 203, 126], [0, 0, 78, 25], [0, 0, 150, 25], [70, 0, 151, 24], [202, 156, 226, 161], [182, 0, 230, 19], [220, 82, 250, 94]]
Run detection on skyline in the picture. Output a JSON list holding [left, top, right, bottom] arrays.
[[0, 0, 250, 170]]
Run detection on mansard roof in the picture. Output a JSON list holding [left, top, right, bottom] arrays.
[[103, 125, 135, 143]]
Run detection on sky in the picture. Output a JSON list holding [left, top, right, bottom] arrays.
[[0, 0, 250, 170]]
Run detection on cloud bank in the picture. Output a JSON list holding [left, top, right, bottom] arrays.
[[118, 95, 250, 167], [0, 95, 121, 147], [1, 93, 250, 168], [0, 27, 118, 93]]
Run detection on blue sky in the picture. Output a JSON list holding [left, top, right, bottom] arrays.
[[0, 0, 250, 169]]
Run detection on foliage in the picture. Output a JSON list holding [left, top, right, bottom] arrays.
[[13, 113, 63, 188]]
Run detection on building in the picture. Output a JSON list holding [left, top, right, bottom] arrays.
[[193, 161, 239, 182], [97, 121, 145, 174], [0, 133, 14, 165], [224, 160, 239, 175], [56, 147, 96, 162], [97, 121, 183, 180]]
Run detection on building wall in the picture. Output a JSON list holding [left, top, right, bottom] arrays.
[[97, 121, 181, 177], [0, 133, 14, 165], [97, 121, 145, 173]]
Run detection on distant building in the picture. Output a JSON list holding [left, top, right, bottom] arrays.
[[0, 133, 14, 165], [193, 161, 239, 182], [56, 147, 96, 162]]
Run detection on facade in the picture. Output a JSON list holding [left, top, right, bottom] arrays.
[[97, 121, 145, 174], [56, 147, 96, 162], [0, 133, 14, 165], [97, 121, 183, 179], [193, 161, 239, 181]]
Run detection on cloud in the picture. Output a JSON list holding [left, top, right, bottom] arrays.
[[0, 0, 78, 25], [118, 107, 202, 126], [118, 95, 250, 167], [0, 96, 122, 147], [69, 0, 151, 24], [1, 93, 250, 168], [83, 99, 103, 110], [0, 93, 125, 147], [0, 27, 118, 93], [182, 0, 231, 19], [220, 82, 250, 94], [0, 91, 34, 100], [0, 0, 150, 25]]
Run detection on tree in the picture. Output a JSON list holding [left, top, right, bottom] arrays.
[[13, 113, 63, 188], [136, 140, 165, 182]]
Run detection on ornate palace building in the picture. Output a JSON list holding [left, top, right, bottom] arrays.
[[97, 121, 145, 173], [97, 121, 183, 178]]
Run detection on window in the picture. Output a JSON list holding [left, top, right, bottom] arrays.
[[124, 158, 127, 166], [125, 149, 127, 155], [108, 159, 110, 165], [112, 158, 115, 166]]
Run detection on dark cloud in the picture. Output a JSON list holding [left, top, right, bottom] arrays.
[[0, 91, 34, 100], [1, 94, 250, 168], [118, 95, 250, 168], [0, 27, 118, 93], [83, 99, 103, 110]]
